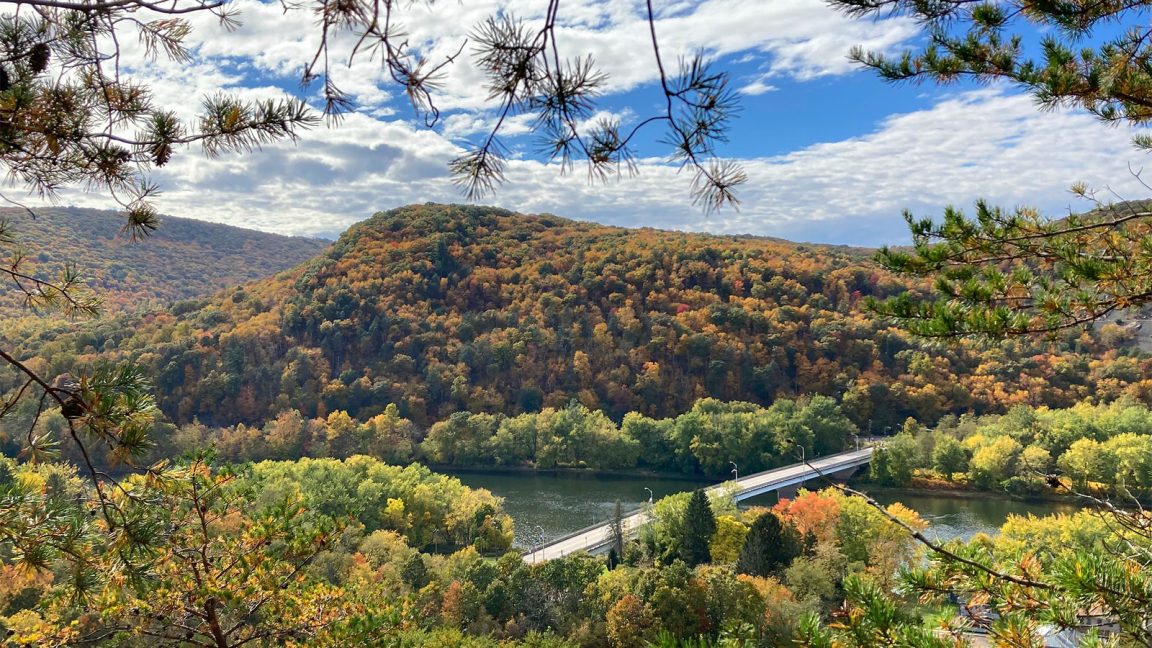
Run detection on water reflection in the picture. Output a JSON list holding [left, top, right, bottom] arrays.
[[449, 471, 705, 547], [866, 490, 1080, 542], [449, 470, 1078, 549]]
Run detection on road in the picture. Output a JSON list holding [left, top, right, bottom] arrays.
[[521, 447, 874, 563]]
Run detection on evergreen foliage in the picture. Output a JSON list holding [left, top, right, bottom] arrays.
[[679, 490, 717, 567], [830, 0, 1152, 336], [735, 512, 801, 577]]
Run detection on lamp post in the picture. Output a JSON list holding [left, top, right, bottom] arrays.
[[730, 461, 739, 483], [644, 487, 654, 506], [530, 525, 545, 563], [850, 432, 860, 451], [785, 437, 805, 463]]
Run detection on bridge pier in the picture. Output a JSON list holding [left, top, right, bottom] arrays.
[[775, 484, 800, 500], [829, 466, 860, 480]]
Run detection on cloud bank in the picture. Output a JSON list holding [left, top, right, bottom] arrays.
[[39, 0, 1152, 247]]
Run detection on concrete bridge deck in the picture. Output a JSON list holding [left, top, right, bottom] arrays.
[[521, 447, 873, 562]]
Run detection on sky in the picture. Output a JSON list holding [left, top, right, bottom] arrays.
[[47, 0, 1152, 246]]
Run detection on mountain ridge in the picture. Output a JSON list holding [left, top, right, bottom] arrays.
[[0, 206, 329, 313], [4, 203, 1143, 433]]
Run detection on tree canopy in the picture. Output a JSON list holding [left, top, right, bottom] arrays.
[[827, 0, 1152, 337]]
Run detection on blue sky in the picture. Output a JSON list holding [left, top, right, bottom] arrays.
[[50, 0, 1152, 247]]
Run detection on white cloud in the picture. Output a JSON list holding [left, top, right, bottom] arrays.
[[169, 0, 918, 113], [24, 2, 1151, 248], [49, 87, 1152, 248], [739, 77, 778, 95]]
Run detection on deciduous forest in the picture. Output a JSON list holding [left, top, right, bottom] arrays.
[[4, 204, 1146, 435], [4, 0, 1152, 640]]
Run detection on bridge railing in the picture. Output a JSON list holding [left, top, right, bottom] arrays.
[[521, 447, 874, 558], [521, 506, 647, 557]]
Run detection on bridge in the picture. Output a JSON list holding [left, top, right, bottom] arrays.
[[521, 447, 874, 563]]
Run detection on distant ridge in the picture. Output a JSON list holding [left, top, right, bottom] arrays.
[[0, 207, 329, 312], [7, 203, 1129, 433]]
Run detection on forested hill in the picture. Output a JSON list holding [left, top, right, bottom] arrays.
[[0, 207, 329, 312], [11, 203, 1149, 429]]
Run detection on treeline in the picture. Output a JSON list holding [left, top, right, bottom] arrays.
[[154, 397, 856, 479], [870, 399, 1152, 498], [3, 445, 1142, 645], [7, 203, 1148, 433], [239, 456, 513, 553], [0, 206, 326, 315]]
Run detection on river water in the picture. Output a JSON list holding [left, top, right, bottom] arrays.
[[449, 471, 1079, 549]]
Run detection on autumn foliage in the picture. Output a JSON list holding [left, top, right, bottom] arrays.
[[4, 204, 1145, 439]]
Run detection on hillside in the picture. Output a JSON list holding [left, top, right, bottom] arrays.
[[0, 206, 329, 313], [7, 204, 1148, 430]]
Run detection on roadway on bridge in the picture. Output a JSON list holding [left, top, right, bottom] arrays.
[[521, 447, 874, 563]]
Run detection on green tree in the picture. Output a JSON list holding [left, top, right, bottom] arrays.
[[798, 395, 856, 456], [736, 511, 802, 577], [830, 0, 1152, 335], [679, 490, 717, 567], [784, 545, 849, 610], [1056, 438, 1109, 491], [968, 436, 1022, 490], [869, 433, 917, 486], [931, 435, 968, 480], [709, 515, 749, 564], [402, 553, 430, 591]]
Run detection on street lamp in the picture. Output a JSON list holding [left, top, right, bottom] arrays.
[[730, 461, 739, 483], [776, 443, 804, 504], [644, 487, 654, 505], [850, 432, 860, 451], [785, 437, 805, 463], [530, 525, 545, 563]]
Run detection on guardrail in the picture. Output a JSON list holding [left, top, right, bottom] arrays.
[[522, 511, 637, 557], [521, 447, 874, 560]]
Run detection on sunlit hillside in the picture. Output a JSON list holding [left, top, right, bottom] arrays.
[[6, 204, 1144, 433], [0, 207, 329, 314]]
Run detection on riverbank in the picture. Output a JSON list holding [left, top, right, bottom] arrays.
[[435, 461, 1104, 510], [450, 470, 1080, 548], [429, 462, 714, 484], [854, 476, 1102, 507]]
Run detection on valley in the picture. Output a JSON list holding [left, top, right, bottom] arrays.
[[3, 0, 1152, 643], [0, 203, 1146, 647]]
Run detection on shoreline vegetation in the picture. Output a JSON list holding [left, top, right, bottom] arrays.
[[111, 395, 1152, 510], [866, 399, 1152, 505], [104, 397, 862, 482], [433, 463, 716, 484], [856, 479, 1086, 507]]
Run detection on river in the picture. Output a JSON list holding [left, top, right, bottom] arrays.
[[449, 471, 1079, 549]]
